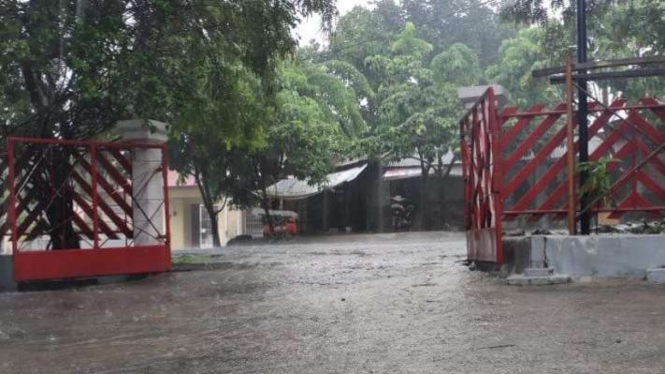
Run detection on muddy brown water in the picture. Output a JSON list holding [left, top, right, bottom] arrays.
[[2, 232, 665, 373]]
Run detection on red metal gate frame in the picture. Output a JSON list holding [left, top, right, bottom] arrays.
[[6, 137, 171, 282], [459, 87, 503, 265], [460, 87, 665, 266]]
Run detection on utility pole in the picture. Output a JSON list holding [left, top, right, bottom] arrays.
[[577, 0, 591, 234]]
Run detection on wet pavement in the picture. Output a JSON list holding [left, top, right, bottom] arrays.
[[2, 231, 665, 373]]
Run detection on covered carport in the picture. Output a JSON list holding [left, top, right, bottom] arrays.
[[264, 164, 368, 234]]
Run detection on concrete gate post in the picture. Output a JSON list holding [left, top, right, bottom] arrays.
[[117, 120, 168, 246]]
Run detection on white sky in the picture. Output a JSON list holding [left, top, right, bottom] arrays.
[[295, 0, 374, 46]]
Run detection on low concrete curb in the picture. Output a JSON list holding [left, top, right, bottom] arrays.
[[0, 255, 15, 291], [646, 268, 665, 284], [506, 274, 571, 286]]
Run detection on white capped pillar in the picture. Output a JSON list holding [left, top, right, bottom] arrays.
[[116, 120, 168, 246]]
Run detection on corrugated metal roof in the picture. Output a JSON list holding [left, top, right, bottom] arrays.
[[385, 150, 456, 168], [264, 164, 368, 200], [383, 165, 463, 181]]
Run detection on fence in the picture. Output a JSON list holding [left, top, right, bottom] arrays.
[[460, 88, 665, 265], [1, 137, 171, 282]]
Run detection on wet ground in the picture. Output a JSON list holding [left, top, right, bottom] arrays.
[[2, 231, 665, 373]]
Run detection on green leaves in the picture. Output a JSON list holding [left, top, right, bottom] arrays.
[[579, 157, 620, 209], [390, 22, 433, 59], [362, 22, 476, 174], [485, 27, 561, 109], [431, 43, 482, 87]]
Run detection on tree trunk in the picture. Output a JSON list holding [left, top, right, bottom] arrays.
[[210, 210, 221, 247], [253, 161, 274, 233], [194, 168, 224, 248], [260, 189, 274, 233], [48, 148, 80, 250], [434, 154, 457, 230]]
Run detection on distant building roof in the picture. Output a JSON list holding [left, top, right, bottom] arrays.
[[385, 150, 457, 169], [265, 164, 368, 200], [167, 170, 196, 188]]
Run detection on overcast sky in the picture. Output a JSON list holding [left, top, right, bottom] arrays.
[[295, 0, 373, 46]]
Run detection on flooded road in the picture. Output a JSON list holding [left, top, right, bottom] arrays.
[[2, 232, 665, 373]]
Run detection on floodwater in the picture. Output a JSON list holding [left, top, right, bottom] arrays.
[[2, 232, 665, 373]]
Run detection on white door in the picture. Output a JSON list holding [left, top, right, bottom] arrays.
[[199, 205, 214, 248]]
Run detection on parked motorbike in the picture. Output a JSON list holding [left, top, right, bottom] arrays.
[[390, 195, 416, 231]]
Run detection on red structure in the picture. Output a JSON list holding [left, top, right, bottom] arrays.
[[460, 87, 665, 266], [459, 88, 503, 264], [2, 137, 171, 282]]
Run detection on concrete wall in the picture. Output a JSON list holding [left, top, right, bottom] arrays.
[[543, 235, 665, 278], [504, 234, 665, 279], [169, 187, 246, 249], [169, 196, 187, 249]]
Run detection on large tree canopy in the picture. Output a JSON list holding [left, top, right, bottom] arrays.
[[495, 0, 665, 106], [0, 0, 337, 139]]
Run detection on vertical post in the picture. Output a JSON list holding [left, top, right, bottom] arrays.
[[488, 88, 504, 266], [161, 145, 172, 254], [236, 209, 241, 236], [460, 120, 469, 230], [91, 144, 99, 249], [225, 203, 229, 242], [459, 118, 472, 260], [117, 120, 168, 246], [7, 139, 17, 256], [577, 0, 591, 234], [565, 51, 577, 235]]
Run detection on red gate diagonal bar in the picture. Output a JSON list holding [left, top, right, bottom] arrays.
[[501, 104, 545, 147], [523, 130, 631, 223], [502, 103, 566, 174], [96, 152, 133, 199], [71, 171, 130, 237], [71, 149, 132, 236], [504, 100, 620, 213], [5, 137, 171, 282], [635, 140, 665, 178], [105, 148, 132, 175]]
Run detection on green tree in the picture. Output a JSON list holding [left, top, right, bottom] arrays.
[[485, 27, 565, 108], [364, 23, 481, 227], [370, 24, 481, 177], [249, 58, 362, 230], [169, 61, 267, 247], [403, 0, 515, 68], [171, 56, 364, 243], [498, 0, 665, 103]]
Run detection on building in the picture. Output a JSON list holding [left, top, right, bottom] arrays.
[[265, 154, 465, 234], [167, 171, 262, 249]]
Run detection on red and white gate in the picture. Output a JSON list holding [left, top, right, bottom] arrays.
[[460, 88, 665, 266], [2, 137, 171, 282]]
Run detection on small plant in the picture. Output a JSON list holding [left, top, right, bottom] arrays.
[[578, 157, 620, 232]]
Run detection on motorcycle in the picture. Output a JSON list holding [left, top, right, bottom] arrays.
[[390, 195, 416, 231]]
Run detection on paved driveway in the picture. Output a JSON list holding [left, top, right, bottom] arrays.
[[2, 232, 665, 373]]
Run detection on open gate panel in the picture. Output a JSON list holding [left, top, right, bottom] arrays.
[[2, 137, 171, 282]]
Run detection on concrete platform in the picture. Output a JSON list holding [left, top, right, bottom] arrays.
[[646, 268, 665, 284], [503, 234, 665, 280], [506, 273, 571, 286]]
